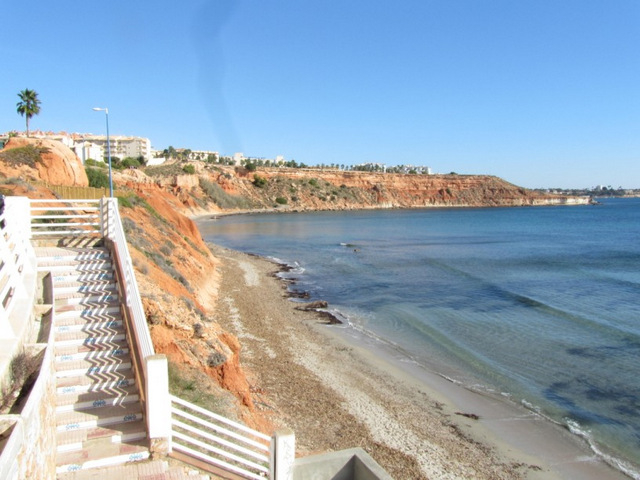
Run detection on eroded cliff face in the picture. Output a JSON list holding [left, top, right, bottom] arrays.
[[143, 164, 588, 215], [0, 142, 588, 433]]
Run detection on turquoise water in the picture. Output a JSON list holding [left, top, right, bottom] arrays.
[[197, 198, 640, 477]]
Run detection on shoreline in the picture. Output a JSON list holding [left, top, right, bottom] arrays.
[[195, 197, 593, 222], [207, 242, 629, 480]]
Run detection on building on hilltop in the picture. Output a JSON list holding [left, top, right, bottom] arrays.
[[81, 135, 151, 163], [353, 162, 433, 174], [0, 130, 153, 165]]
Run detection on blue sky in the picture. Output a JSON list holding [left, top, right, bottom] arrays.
[[1, 1, 638, 189]]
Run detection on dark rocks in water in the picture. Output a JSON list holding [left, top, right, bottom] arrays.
[[288, 290, 310, 299], [295, 300, 329, 311], [455, 412, 480, 420], [314, 310, 342, 325], [294, 300, 342, 324]]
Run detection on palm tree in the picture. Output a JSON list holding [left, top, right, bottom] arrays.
[[16, 89, 41, 137]]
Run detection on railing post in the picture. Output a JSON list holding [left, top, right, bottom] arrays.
[[99, 197, 107, 239], [100, 196, 118, 241], [145, 354, 172, 457], [270, 429, 295, 480]]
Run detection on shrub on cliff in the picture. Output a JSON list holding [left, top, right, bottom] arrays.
[[199, 178, 252, 209], [253, 174, 267, 188], [86, 167, 110, 189], [0, 144, 46, 167]]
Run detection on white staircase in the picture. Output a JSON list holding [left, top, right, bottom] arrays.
[[36, 245, 209, 479]]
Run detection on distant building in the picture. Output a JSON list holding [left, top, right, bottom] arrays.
[[402, 165, 432, 175], [187, 150, 219, 162], [0, 130, 153, 164], [74, 141, 103, 163], [83, 135, 152, 162], [233, 152, 244, 165]]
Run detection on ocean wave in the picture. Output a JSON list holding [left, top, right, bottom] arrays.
[[566, 419, 640, 480]]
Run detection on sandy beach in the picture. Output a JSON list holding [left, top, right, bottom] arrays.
[[207, 243, 629, 480]]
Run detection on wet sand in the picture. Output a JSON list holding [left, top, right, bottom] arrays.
[[208, 243, 628, 480]]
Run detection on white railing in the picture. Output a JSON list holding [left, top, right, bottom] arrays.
[[170, 395, 272, 480], [29, 199, 101, 237], [20, 196, 295, 479], [100, 198, 155, 363]]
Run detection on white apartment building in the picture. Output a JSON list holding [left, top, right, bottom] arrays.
[[83, 135, 152, 163], [74, 141, 104, 164]]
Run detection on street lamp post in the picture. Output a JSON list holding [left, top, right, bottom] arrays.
[[92, 107, 113, 197]]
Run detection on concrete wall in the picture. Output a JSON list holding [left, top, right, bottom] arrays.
[[0, 340, 57, 479], [0, 273, 57, 480], [293, 448, 393, 480]]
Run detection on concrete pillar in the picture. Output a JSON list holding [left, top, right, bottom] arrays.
[[270, 428, 295, 480], [145, 354, 172, 457]]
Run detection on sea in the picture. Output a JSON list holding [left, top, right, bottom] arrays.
[[197, 197, 640, 478]]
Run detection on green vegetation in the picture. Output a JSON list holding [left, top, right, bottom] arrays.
[[16, 89, 41, 137], [167, 360, 225, 414], [253, 174, 268, 188], [275, 196, 288, 205], [0, 350, 41, 414], [145, 163, 185, 177], [116, 193, 167, 226], [182, 164, 196, 174], [115, 156, 145, 170], [84, 159, 107, 168], [0, 144, 47, 168], [199, 178, 251, 209], [86, 167, 110, 189]]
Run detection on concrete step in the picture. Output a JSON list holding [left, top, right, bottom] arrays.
[[56, 438, 149, 476], [56, 346, 129, 363], [53, 272, 115, 284], [54, 328, 126, 347], [56, 402, 143, 433], [55, 318, 124, 333], [55, 338, 129, 357], [39, 260, 113, 275], [55, 355, 132, 379], [54, 281, 117, 295], [57, 375, 136, 396], [55, 291, 119, 306], [35, 246, 110, 260], [55, 311, 124, 327], [56, 459, 211, 480], [56, 384, 139, 412], [57, 417, 147, 453], [55, 303, 121, 319]]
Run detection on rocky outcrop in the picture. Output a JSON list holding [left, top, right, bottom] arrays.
[[0, 137, 88, 186]]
